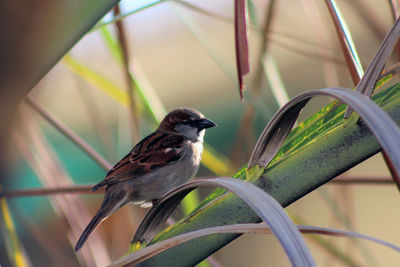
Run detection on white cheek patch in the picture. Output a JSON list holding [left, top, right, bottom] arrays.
[[174, 124, 201, 141], [198, 129, 205, 143]]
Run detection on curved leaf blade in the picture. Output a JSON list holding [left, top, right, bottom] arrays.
[[131, 178, 315, 267], [344, 16, 400, 117], [134, 83, 400, 267], [249, 87, 400, 190], [235, 0, 250, 99], [111, 223, 400, 266]]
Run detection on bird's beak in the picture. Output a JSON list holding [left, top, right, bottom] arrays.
[[197, 118, 217, 130]]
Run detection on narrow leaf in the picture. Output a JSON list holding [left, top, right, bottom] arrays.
[[111, 223, 400, 266], [246, 0, 258, 26], [262, 53, 290, 107], [13, 113, 111, 266], [170, 4, 236, 82], [91, 0, 169, 32], [63, 54, 130, 107], [98, 26, 123, 64], [0, 185, 102, 198], [113, 5, 141, 143], [248, 87, 400, 191], [389, 0, 400, 21], [175, 0, 346, 66], [344, 16, 400, 117], [325, 0, 364, 84], [298, 225, 400, 252], [133, 83, 400, 266], [24, 97, 112, 171], [132, 178, 315, 267], [235, 0, 250, 100], [0, 197, 28, 267]]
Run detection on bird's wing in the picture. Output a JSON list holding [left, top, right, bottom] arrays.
[[92, 131, 186, 191]]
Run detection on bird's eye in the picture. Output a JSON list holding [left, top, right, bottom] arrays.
[[184, 118, 194, 124]]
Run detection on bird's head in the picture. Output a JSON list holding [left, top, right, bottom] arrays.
[[159, 107, 216, 141]]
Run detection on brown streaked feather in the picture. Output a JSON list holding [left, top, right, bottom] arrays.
[[92, 131, 186, 191]]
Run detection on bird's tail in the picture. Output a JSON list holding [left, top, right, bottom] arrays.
[[75, 192, 127, 252]]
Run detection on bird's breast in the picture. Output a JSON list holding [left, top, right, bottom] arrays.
[[191, 140, 204, 167]]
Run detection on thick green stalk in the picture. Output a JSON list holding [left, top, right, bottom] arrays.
[[138, 83, 400, 266]]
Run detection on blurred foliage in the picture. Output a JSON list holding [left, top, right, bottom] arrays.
[[2, 0, 400, 266]]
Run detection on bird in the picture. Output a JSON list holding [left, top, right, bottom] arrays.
[[75, 107, 216, 251]]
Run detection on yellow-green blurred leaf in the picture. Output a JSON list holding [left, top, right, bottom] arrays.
[[62, 54, 129, 107], [1, 198, 27, 267]]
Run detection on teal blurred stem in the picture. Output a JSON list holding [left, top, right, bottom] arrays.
[[136, 83, 400, 267]]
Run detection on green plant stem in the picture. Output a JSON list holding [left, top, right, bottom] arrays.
[[137, 84, 400, 266]]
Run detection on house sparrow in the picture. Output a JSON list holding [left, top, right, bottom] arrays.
[[75, 107, 216, 251]]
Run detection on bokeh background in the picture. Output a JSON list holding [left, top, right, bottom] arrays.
[[2, 0, 400, 266]]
